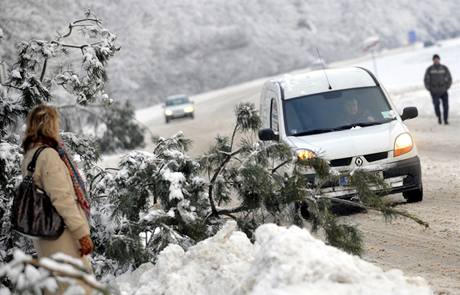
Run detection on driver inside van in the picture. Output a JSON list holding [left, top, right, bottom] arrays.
[[343, 97, 375, 124], [285, 102, 314, 135]]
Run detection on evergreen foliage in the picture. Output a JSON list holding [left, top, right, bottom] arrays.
[[0, 141, 28, 284], [89, 132, 215, 277], [0, 94, 23, 138], [97, 101, 145, 153]]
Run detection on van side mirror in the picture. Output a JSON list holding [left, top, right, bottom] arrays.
[[400, 107, 418, 121], [258, 128, 279, 141]]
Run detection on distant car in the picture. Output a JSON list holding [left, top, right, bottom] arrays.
[[163, 95, 195, 123]]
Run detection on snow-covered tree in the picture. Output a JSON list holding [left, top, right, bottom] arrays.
[[0, 11, 121, 292], [97, 101, 145, 153], [89, 131, 215, 278]]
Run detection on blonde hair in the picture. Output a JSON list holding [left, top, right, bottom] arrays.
[[22, 104, 61, 151]]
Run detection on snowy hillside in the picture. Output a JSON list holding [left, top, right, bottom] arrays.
[[2, 1, 460, 106], [112, 222, 431, 295]]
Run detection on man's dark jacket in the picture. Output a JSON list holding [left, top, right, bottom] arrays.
[[424, 64, 452, 96]]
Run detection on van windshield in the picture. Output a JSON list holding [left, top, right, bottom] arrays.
[[283, 87, 395, 136]]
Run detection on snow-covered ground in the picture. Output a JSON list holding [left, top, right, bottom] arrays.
[[112, 222, 431, 295]]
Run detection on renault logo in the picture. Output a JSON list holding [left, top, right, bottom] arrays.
[[355, 157, 363, 166]]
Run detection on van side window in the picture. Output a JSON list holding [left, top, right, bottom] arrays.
[[270, 98, 279, 132]]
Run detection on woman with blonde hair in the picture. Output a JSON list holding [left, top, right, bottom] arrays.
[[21, 104, 94, 294]]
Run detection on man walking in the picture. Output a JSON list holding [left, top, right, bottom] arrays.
[[424, 54, 452, 125]]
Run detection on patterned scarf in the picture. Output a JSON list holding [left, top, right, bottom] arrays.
[[57, 142, 91, 218]]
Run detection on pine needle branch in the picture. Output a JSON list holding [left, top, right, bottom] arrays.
[[326, 196, 429, 228], [369, 206, 429, 228], [208, 148, 242, 216]]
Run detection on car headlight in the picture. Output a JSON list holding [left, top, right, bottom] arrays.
[[394, 133, 413, 157], [296, 149, 317, 160], [164, 110, 173, 116], [184, 106, 194, 113]]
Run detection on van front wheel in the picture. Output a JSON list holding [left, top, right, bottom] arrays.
[[403, 186, 423, 203]]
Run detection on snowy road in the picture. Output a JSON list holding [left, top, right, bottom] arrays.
[[347, 112, 460, 294], [107, 39, 460, 293]]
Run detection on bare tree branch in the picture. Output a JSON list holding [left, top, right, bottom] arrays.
[[60, 18, 102, 39], [6, 257, 108, 294], [271, 160, 291, 174], [0, 82, 22, 90], [40, 58, 48, 82], [229, 123, 239, 151], [215, 205, 249, 216]]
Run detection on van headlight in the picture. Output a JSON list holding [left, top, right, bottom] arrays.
[[394, 133, 413, 157], [184, 106, 194, 113], [164, 110, 173, 116], [296, 149, 317, 160]]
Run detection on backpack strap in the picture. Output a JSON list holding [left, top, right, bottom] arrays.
[[27, 146, 49, 174]]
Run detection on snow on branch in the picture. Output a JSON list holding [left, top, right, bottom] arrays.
[[3, 10, 119, 108], [0, 250, 109, 294]]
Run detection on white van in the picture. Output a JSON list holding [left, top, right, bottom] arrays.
[[258, 67, 423, 202]]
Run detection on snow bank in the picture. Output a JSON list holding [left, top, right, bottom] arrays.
[[112, 222, 431, 295]]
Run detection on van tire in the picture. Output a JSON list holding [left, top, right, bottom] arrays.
[[403, 186, 423, 203], [165, 117, 170, 124]]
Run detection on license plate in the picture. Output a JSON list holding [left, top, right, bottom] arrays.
[[339, 171, 383, 186], [339, 175, 349, 186]]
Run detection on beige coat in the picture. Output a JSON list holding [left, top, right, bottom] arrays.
[[21, 146, 93, 294]]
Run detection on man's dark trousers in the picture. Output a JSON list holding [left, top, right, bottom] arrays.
[[431, 92, 449, 123]]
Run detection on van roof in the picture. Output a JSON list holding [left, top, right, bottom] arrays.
[[273, 67, 378, 100]]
